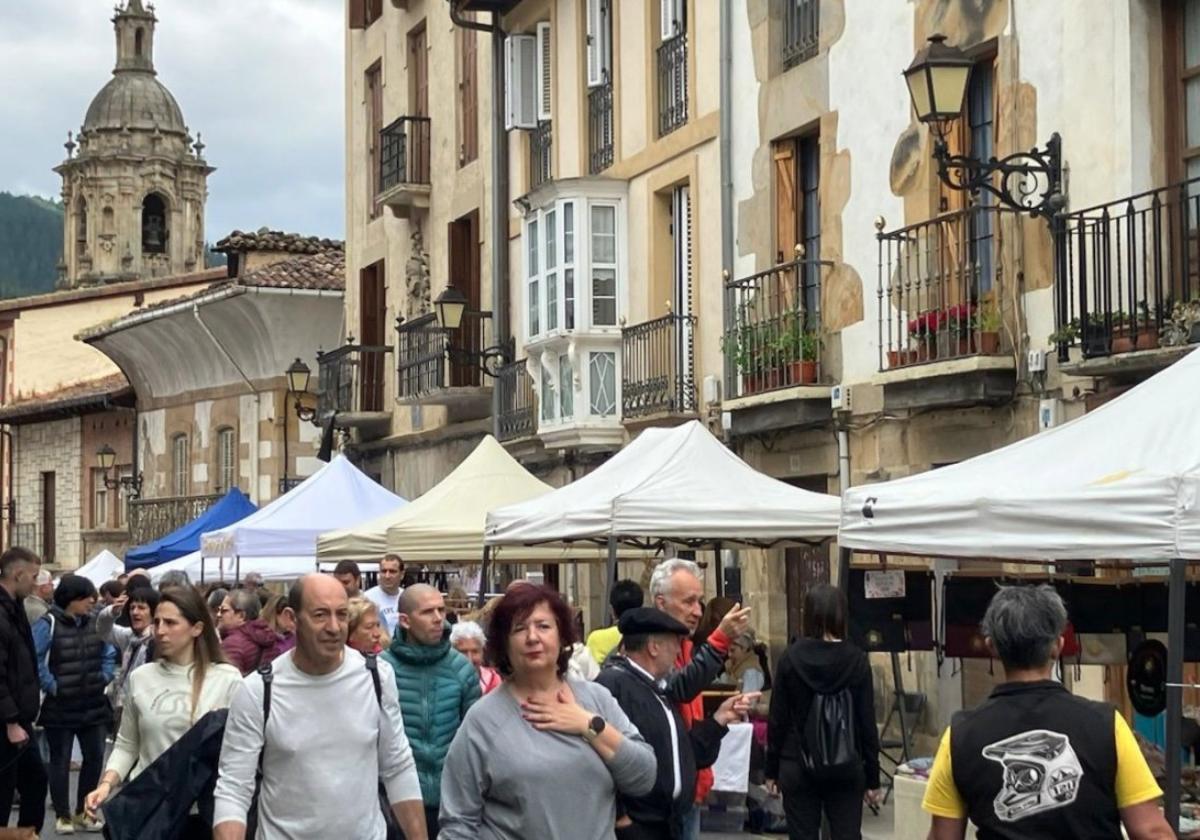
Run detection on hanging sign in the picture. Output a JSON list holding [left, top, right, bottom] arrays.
[[865, 570, 906, 599]]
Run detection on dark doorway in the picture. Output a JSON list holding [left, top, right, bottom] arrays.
[[448, 211, 482, 387], [783, 474, 831, 642], [359, 261, 386, 412]]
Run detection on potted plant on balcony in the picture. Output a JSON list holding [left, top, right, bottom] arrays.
[[941, 302, 978, 357], [1161, 299, 1200, 347], [797, 330, 820, 384], [977, 303, 1001, 355], [907, 310, 940, 362]]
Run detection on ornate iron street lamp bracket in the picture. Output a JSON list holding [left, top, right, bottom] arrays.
[[932, 131, 1065, 218]]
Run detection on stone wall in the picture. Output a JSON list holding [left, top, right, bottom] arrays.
[[13, 418, 83, 568]]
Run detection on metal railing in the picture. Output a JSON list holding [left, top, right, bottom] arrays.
[[782, 0, 819, 67], [530, 121, 553, 190], [588, 79, 614, 174], [496, 359, 536, 442], [379, 116, 432, 193], [397, 310, 494, 399], [318, 342, 393, 415], [128, 493, 222, 547], [724, 257, 826, 399], [877, 206, 1006, 370], [622, 313, 697, 418], [1054, 177, 1200, 358], [657, 33, 688, 136]]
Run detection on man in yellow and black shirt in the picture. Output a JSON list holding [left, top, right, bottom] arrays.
[[922, 584, 1172, 840]]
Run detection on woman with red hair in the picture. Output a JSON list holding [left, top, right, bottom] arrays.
[[438, 585, 655, 839]]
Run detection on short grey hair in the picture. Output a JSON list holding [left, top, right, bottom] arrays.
[[649, 558, 702, 600], [450, 620, 485, 646], [980, 584, 1067, 670], [228, 588, 261, 621], [157, 570, 191, 590]]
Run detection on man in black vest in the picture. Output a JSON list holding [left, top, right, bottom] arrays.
[[596, 608, 757, 840], [923, 584, 1171, 840], [0, 546, 47, 833]]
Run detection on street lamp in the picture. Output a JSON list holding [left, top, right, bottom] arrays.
[[904, 34, 1064, 218], [95, 444, 143, 499], [428, 286, 511, 377], [286, 357, 316, 422]]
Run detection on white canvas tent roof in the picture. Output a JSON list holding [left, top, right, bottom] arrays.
[[148, 550, 314, 584], [75, 549, 123, 586], [839, 348, 1200, 561], [200, 455, 405, 566], [486, 420, 840, 547], [316, 436, 618, 564]]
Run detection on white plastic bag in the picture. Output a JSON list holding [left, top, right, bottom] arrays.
[[711, 721, 754, 793]]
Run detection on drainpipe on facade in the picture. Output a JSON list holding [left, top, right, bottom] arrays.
[[447, 2, 509, 438], [192, 305, 262, 502], [836, 423, 851, 588], [719, 0, 734, 343]]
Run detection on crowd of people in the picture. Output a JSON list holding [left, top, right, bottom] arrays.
[[0, 543, 1180, 840]]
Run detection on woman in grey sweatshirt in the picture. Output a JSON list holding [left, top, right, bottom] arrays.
[[439, 585, 656, 840]]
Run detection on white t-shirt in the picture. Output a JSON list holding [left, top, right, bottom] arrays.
[[212, 648, 421, 839], [364, 585, 402, 635]]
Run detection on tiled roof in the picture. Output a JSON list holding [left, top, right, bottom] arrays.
[[0, 267, 226, 314], [0, 373, 133, 424], [214, 227, 344, 255], [236, 249, 345, 291]]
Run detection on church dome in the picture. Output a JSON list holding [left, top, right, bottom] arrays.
[[82, 73, 187, 135]]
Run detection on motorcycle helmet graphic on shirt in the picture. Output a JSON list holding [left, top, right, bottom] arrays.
[[982, 729, 1084, 822]]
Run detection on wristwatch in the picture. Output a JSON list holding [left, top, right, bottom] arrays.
[[582, 715, 606, 742]]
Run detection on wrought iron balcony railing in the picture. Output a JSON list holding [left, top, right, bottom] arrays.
[[782, 0, 820, 67], [724, 256, 826, 399], [657, 33, 688, 136], [530, 120, 553, 190], [128, 493, 222, 547], [396, 311, 494, 400], [1054, 177, 1200, 359], [379, 116, 432, 193], [318, 342, 393, 416], [588, 79, 614, 175], [496, 358, 536, 442], [622, 313, 697, 419], [877, 206, 1007, 370]]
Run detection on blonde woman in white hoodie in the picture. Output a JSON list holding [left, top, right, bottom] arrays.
[[83, 585, 243, 824]]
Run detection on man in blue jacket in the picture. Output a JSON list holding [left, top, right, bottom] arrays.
[[382, 583, 480, 834]]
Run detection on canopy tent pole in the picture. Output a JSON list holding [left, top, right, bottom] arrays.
[[477, 545, 491, 609], [604, 535, 618, 627], [1166, 556, 1185, 833], [891, 650, 912, 762]]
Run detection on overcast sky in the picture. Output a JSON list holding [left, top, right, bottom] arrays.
[[1, 0, 345, 239]]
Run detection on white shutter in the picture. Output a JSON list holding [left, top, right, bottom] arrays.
[[505, 34, 537, 130], [660, 0, 683, 40], [536, 22, 552, 122], [586, 0, 603, 88]]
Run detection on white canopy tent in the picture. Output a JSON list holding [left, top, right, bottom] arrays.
[[316, 435, 616, 565], [147, 550, 316, 584], [195, 455, 406, 580], [486, 420, 841, 548], [839, 347, 1200, 829], [74, 549, 123, 586]]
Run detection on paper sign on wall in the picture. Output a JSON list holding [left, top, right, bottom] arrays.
[[865, 570, 906, 599]]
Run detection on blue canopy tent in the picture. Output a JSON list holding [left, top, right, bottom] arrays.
[[125, 488, 257, 570]]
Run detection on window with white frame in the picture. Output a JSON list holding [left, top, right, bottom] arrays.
[[92, 469, 108, 529], [217, 427, 236, 492], [117, 466, 131, 528], [540, 363, 555, 422], [524, 198, 619, 340], [558, 354, 573, 419], [172, 434, 189, 497], [589, 351, 617, 416]]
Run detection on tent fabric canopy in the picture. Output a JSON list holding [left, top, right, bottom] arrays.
[[148, 550, 316, 584], [75, 549, 123, 586], [125, 488, 257, 569], [839, 348, 1200, 562], [200, 455, 405, 561], [317, 435, 615, 564], [485, 420, 841, 547]]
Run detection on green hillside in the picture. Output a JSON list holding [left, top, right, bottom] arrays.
[[0, 192, 63, 299]]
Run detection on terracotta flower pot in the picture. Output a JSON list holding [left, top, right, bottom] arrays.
[[799, 360, 818, 384], [979, 331, 1000, 355]]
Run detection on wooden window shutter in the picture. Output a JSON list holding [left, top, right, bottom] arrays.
[[586, 0, 603, 88], [774, 142, 798, 264], [349, 0, 367, 30], [536, 22, 552, 122], [505, 34, 538, 130]]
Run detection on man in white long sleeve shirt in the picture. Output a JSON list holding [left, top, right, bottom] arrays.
[[213, 574, 426, 840]]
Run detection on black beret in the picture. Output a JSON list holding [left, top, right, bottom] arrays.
[[618, 607, 689, 637]]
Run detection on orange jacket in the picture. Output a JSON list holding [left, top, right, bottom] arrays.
[[674, 629, 731, 803]]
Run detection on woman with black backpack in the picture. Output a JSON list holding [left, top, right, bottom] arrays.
[[765, 584, 880, 839]]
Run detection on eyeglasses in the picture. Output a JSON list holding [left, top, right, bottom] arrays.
[[216, 607, 232, 615]]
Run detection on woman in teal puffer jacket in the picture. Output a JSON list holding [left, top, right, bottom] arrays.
[[381, 584, 481, 834]]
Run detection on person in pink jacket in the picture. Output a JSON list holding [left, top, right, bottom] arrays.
[[217, 589, 279, 675]]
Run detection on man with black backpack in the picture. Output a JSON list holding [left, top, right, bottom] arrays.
[[766, 584, 881, 840], [213, 573, 427, 840]]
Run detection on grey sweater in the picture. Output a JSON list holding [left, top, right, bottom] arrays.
[[438, 678, 657, 840]]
